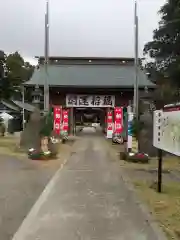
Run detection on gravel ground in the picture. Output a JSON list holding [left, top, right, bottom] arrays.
[[0, 146, 71, 240]]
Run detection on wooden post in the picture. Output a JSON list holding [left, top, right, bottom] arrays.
[[155, 101, 163, 193], [157, 148, 163, 193], [73, 108, 76, 135], [70, 107, 74, 135]]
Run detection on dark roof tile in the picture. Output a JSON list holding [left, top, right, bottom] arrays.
[[25, 64, 155, 88]]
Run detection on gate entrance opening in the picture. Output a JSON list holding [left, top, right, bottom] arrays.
[[74, 107, 106, 135]]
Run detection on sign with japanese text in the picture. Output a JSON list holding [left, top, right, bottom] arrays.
[[62, 109, 69, 132], [106, 111, 113, 138], [53, 106, 62, 135], [66, 94, 115, 107], [153, 107, 180, 156], [153, 110, 162, 149], [114, 107, 123, 134]]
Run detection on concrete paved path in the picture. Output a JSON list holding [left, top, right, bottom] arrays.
[[13, 132, 166, 240]]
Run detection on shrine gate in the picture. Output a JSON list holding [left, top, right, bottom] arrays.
[[25, 56, 155, 136]]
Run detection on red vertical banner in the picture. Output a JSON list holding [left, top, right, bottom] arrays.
[[53, 106, 62, 135], [62, 109, 69, 133], [114, 107, 123, 134], [106, 110, 113, 138], [107, 111, 113, 130]]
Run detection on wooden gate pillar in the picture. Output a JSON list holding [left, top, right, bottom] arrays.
[[70, 107, 74, 135]]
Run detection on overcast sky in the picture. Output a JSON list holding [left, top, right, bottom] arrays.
[[0, 0, 166, 64]]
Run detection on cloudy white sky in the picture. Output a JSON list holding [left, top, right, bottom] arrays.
[[0, 0, 166, 65]]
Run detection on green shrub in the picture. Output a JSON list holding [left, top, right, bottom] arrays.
[[131, 117, 143, 140]]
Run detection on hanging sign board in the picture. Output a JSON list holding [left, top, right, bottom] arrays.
[[153, 106, 180, 156], [53, 106, 62, 135], [66, 94, 115, 108], [62, 109, 69, 133], [114, 107, 123, 134]]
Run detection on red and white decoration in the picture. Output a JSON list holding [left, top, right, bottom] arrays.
[[62, 109, 69, 133], [106, 111, 113, 138], [114, 107, 123, 134], [53, 106, 62, 135]]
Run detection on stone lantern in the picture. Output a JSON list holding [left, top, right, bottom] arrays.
[[32, 85, 42, 107], [138, 86, 157, 156]]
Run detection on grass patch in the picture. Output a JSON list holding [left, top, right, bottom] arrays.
[[133, 180, 180, 239], [109, 142, 180, 238], [162, 156, 180, 171], [0, 136, 18, 146], [120, 156, 180, 173], [0, 136, 26, 157]]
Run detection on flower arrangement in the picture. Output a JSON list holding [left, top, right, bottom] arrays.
[[120, 150, 149, 163], [28, 148, 52, 160]]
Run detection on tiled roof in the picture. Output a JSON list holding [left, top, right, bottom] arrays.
[[26, 64, 155, 88], [12, 100, 35, 112]]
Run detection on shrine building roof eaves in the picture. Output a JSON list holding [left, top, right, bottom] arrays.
[[25, 64, 155, 88]]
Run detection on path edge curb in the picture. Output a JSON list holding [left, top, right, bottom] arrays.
[[119, 168, 168, 240], [12, 138, 80, 240], [107, 142, 168, 240]]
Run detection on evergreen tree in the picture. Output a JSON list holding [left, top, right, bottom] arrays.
[[0, 50, 35, 100], [144, 0, 180, 89]]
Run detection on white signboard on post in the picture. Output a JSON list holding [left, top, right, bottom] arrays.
[[153, 107, 180, 156], [66, 95, 115, 108], [153, 110, 163, 149]]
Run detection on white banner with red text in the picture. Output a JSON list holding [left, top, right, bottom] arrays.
[[106, 111, 113, 138], [62, 109, 69, 133]]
